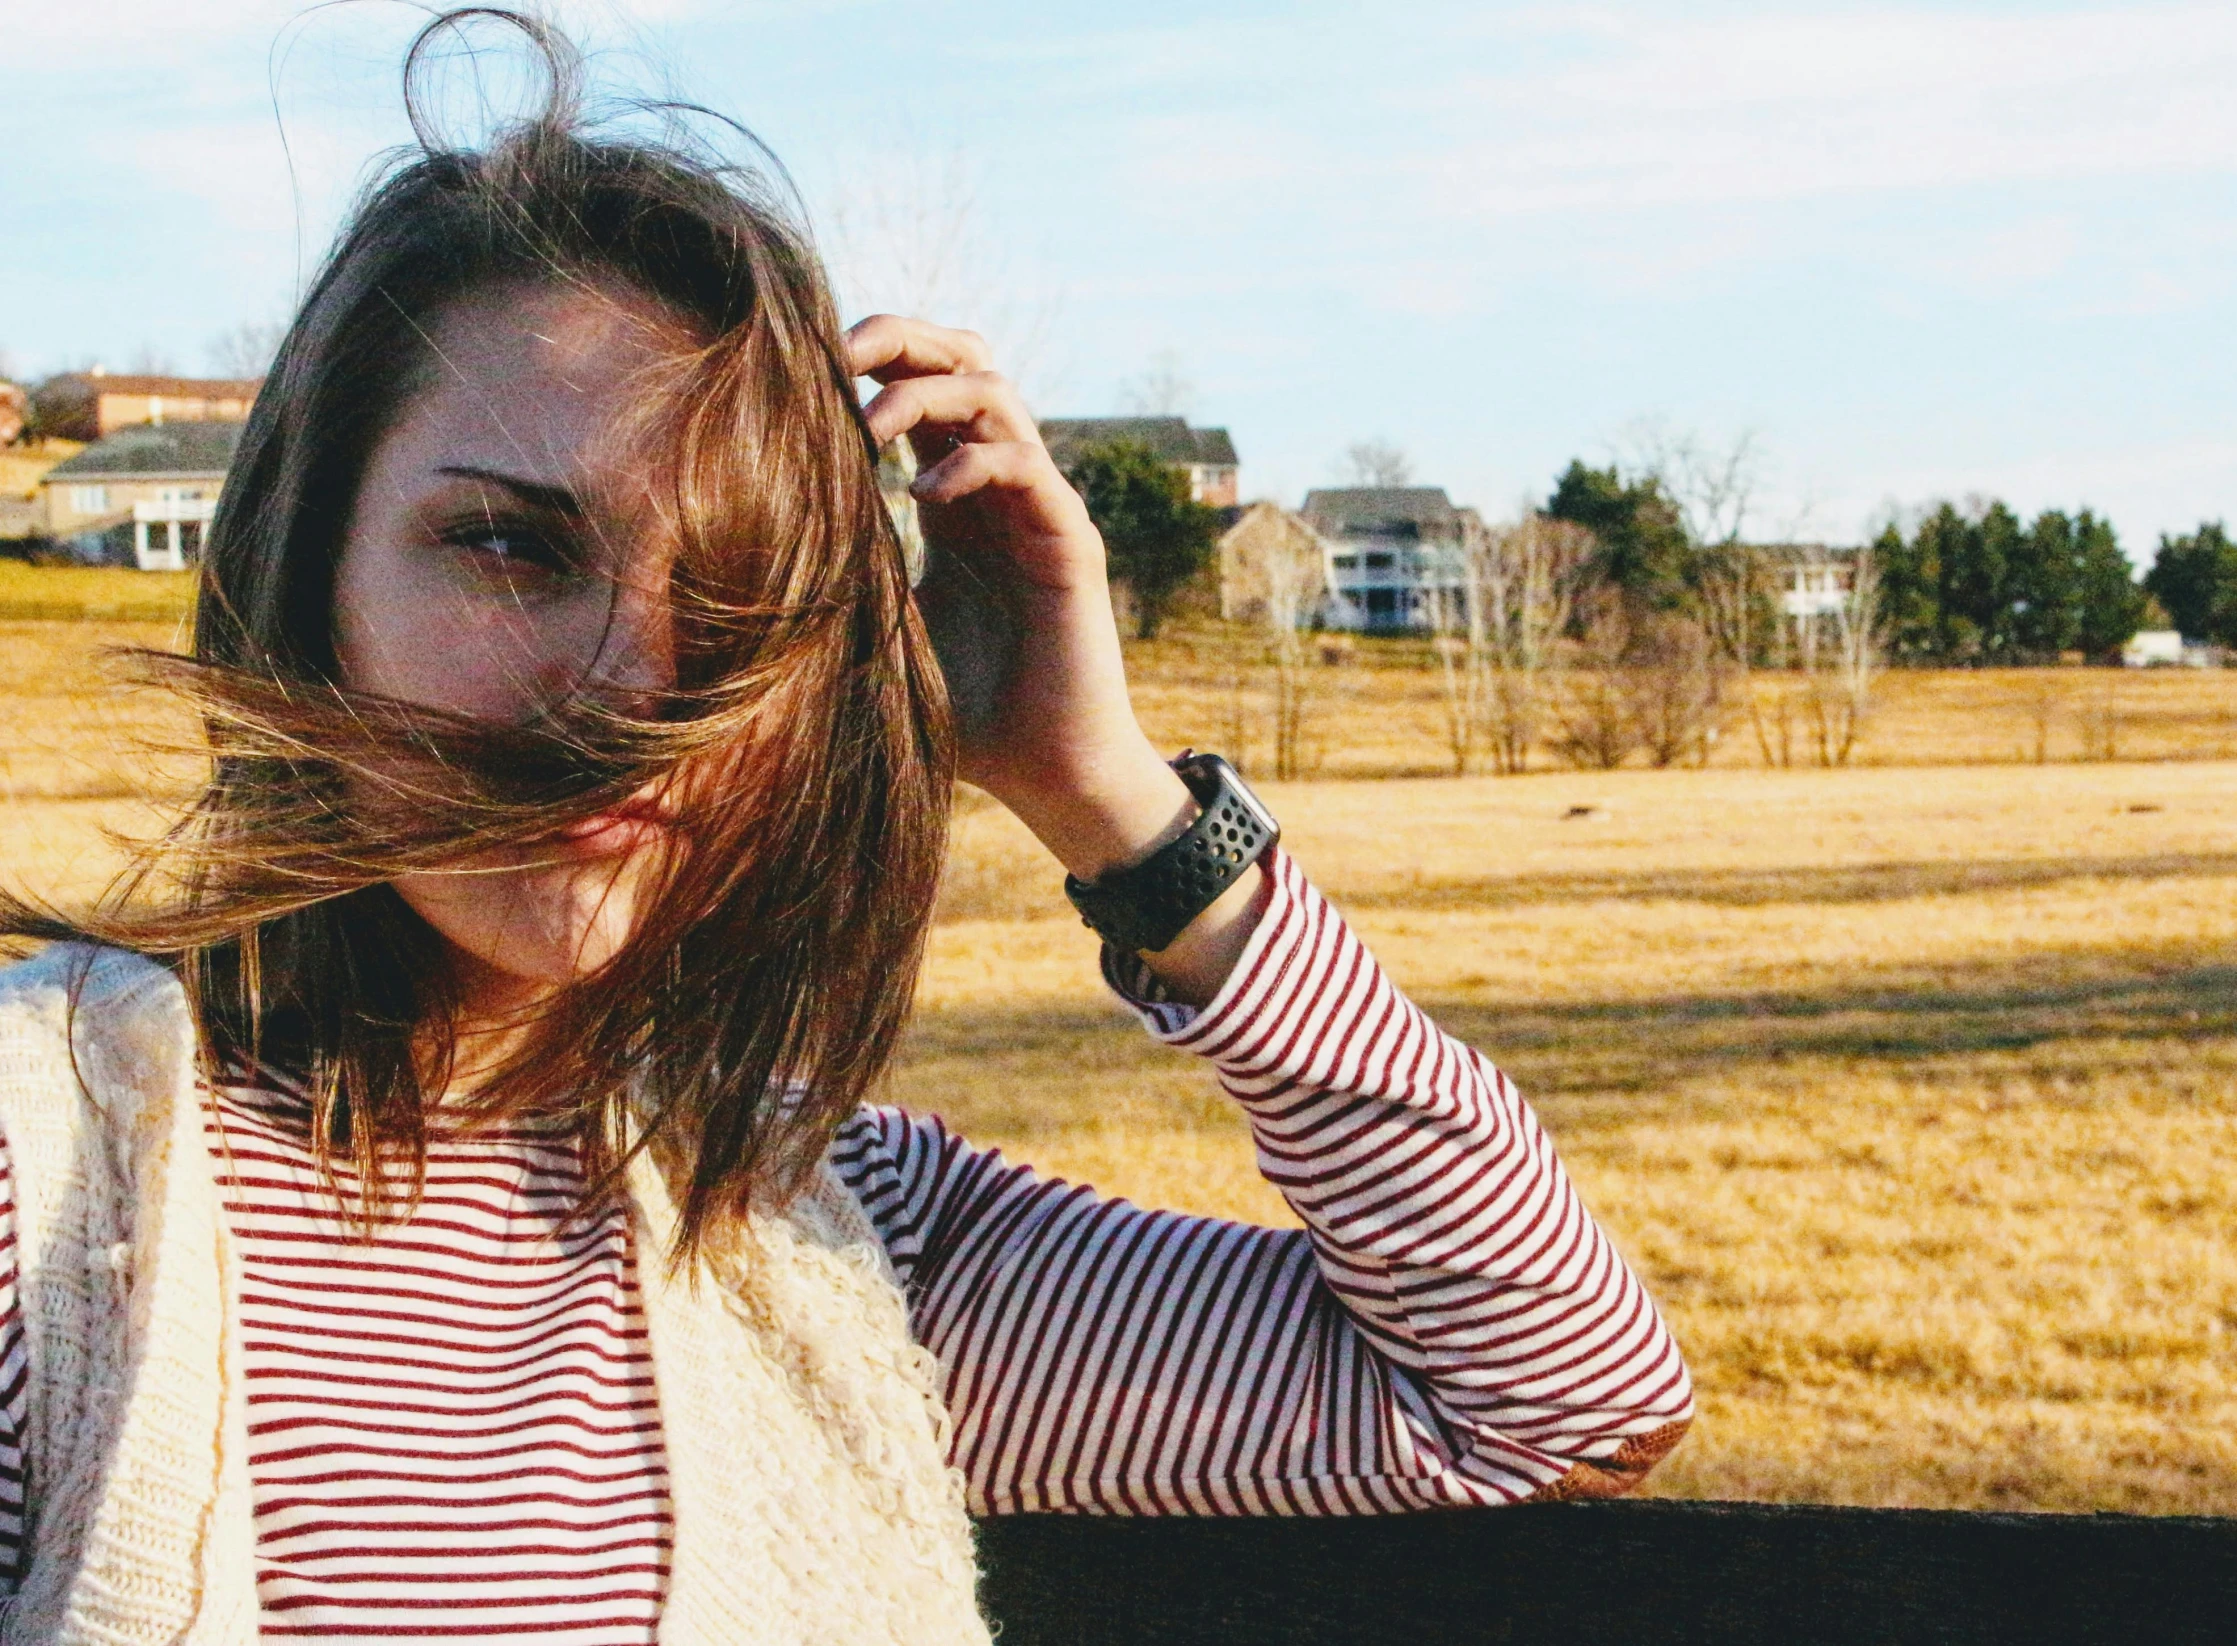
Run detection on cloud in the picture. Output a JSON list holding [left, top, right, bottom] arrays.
[[1047, 5, 2236, 229], [1928, 215, 2085, 297], [1431, 5, 2237, 216]]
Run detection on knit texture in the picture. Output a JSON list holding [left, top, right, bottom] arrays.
[[0, 945, 986, 1646]]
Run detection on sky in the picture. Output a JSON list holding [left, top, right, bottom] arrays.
[[4, 0, 2233, 558]]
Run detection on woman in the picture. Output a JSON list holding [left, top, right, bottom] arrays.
[[0, 14, 1690, 1644]]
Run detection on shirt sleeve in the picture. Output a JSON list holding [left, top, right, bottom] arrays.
[[0, 1125, 27, 1585], [829, 847, 1693, 1515]]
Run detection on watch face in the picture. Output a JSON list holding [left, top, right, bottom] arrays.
[[1188, 753, 1280, 843]]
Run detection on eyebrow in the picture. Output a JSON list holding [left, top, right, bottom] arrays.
[[433, 465, 586, 517]]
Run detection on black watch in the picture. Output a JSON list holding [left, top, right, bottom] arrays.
[[1064, 752, 1279, 954]]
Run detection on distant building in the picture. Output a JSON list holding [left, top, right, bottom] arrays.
[[37, 421, 244, 568], [1301, 486, 1485, 634], [2123, 629, 2217, 668], [1039, 416, 1239, 507], [1779, 557, 1851, 620], [1217, 501, 1326, 625], [0, 386, 71, 543], [32, 370, 261, 442]]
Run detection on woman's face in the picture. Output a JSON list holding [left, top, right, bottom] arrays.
[[332, 278, 683, 1013]]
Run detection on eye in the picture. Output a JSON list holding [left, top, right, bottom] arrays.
[[438, 516, 585, 591]]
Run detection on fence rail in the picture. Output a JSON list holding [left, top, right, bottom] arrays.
[[976, 1499, 2236, 1645]]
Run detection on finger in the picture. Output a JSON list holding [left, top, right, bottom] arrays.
[[846, 313, 995, 383], [863, 371, 1037, 449], [910, 440, 1070, 509]]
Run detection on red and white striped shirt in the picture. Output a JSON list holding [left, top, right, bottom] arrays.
[[0, 850, 1692, 1635]]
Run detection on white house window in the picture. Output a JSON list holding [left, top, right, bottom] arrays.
[[69, 485, 110, 514]]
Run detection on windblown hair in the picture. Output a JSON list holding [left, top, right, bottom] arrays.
[[1, 10, 953, 1257]]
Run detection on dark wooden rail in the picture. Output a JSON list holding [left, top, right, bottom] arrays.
[[976, 1500, 2237, 1645]]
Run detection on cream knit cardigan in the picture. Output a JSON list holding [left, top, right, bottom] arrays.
[[0, 944, 989, 1646]]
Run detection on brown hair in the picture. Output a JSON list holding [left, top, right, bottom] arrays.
[[2, 9, 953, 1257]]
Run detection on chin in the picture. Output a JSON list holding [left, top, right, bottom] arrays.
[[398, 854, 651, 997]]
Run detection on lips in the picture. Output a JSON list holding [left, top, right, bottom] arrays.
[[552, 790, 678, 854]]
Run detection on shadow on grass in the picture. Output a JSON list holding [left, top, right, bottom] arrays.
[[1433, 962, 2237, 1098], [1327, 851, 2237, 914], [935, 851, 2237, 925], [895, 955, 2237, 1126]]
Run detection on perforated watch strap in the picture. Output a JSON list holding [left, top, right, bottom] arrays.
[[1063, 755, 1279, 954]]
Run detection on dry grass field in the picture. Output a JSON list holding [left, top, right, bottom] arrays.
[[5, 601, 2236, 1514], [1130, 622, 2237, 776], [924, 767, 2237, 1514]]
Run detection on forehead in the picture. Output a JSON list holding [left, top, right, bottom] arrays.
[[382, 279, 682, 481]]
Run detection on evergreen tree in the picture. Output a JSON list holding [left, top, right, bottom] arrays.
[[2143, 522, 2237, 644], [1881, 501, 2144, 662], [1062, 438, 1221, 640], [2070, 511, 2146, 659], [1913, 504, 1979, 658], [1545, 460, 1692, 610], [2006, 509, 2080, 659], [1973, 503, 2026, 657], [1873, 519, 1941, 660]]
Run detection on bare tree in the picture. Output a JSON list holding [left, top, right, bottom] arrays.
[[1626, 611, 1727, 768], [1257, 510, 1326, 781], [2079, 678, 2123, 762], [1341, 439, 1412, 487], [1120, 350, 1195, 418], [1807, 538, 1886, 766], [2022, 677, 2061, 765], [1428, 527, 1489, 777], [1623, 422, 1761, 550], [1421, 507, 1604, 778], [1631, 426, 1774, 764], [1551, 588, 1639, 770], [207, 320, 286, 379], [822, 140, 1066, 403], [1478, 514, 1595, 775], [127, 343, 177, 376]]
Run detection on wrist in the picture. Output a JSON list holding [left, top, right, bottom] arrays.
[[1000, 746, 1196, 882]]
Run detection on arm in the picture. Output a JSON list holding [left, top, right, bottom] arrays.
[[832, 848, 1689, 1513], [0, 1130, 26, 1584], [846, 316, 1690, 1511]]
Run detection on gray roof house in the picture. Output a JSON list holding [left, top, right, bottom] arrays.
[[39, 420, 246, 568], [1039, 416, 1240, 506], [1300, 486, 1486, 634]]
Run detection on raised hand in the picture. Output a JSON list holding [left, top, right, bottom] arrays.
[[847, 314, 1265, 999]]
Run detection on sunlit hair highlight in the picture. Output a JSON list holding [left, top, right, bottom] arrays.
[[1, 9, 953, 1259]]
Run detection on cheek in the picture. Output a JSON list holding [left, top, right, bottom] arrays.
[[336, 570, 590, 719]]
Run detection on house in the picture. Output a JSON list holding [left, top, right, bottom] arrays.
[[0, 380, 25, 447], [1763, 543, 1864, 661], [0, 425, 83, 545], [1778, 556, 1851, 620], [1300, 486, 1485, 634], [31, 370, 261, 442], [1039, 417, 1239, 507], [2122, 630, 2218, 668], [1217, 501, 1326, 625], [37, 420, 245, 568]]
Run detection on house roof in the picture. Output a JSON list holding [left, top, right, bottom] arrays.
[[41, 420, 245, 480], [1040, 416, 1239, 470], [44, 372, 262, 401], [1300, 487, 1462, 536]]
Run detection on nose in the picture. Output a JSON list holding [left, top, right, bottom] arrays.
[[585, 576, 676, 715]]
